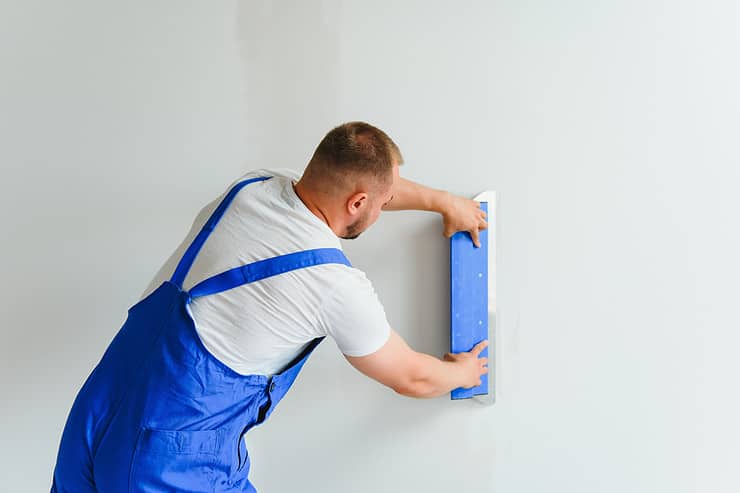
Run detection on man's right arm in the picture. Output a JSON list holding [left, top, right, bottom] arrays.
[[344, 329, 489, 399]]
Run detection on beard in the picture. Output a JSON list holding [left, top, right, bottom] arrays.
[[341, 212, 370, 240]]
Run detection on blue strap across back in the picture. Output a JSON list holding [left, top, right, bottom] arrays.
[[188, 248, 350, 299], [170, 176, 271, 288], [169, 176, 351, 299]]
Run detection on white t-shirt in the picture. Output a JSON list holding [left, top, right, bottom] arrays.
[[142, 169, 391, 376]]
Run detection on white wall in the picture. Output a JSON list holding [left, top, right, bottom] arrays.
[[2, 1, 739, 492]]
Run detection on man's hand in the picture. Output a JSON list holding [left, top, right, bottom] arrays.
[[345, 330, 490, 398], [383, 177, 489, 247], [444, 340, 489, 389], [441, 194, 488, 248]]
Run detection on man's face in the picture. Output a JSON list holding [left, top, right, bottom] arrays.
[[341, 164, 398, 240]]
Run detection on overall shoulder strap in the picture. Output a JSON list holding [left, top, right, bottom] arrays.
[[170, 176, 272, 289], [187, 248, 351, 300]]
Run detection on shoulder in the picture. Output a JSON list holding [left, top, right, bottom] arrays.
[[316, 264, 390, 356], [235, 168, 301, 183], [320, 265, 382, 304]]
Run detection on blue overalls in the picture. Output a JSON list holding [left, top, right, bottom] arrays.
[[51, 176, 351, 492]]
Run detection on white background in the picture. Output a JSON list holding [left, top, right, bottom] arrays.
[[1, 1, 738, 491]]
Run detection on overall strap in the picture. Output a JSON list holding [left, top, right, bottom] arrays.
[[170, 176, 272, 289], [188, 248, 351, 300]]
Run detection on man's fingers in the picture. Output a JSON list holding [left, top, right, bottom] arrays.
[[470, 229, 481, 248], [442, 198, 490, 243], [478, 208, 488, 231], [471, 340, 489, 356]]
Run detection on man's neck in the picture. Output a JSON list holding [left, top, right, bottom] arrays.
[[293, 180, 341, 236]]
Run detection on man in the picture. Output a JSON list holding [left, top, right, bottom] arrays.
[[51, 121, 489, 492]]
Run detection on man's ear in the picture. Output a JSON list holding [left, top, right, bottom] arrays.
[[346, 192, 368, 216]]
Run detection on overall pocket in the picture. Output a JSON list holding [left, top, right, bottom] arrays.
[[129, 427, 225, 493]]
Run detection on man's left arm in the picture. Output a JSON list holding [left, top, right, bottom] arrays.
[[383, 177, 489, 247]]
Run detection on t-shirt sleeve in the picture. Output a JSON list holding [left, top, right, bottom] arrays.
[[318, 269, 391, 357]]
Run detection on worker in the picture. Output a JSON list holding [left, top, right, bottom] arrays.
[[51, 121, 489, 492]]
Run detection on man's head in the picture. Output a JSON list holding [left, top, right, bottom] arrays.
[[295, 122, 403, 239]]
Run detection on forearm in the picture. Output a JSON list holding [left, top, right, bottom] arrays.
[[383, 177, 451, 213], [399, 352, 465, 399], [383, 176, 488, 247]]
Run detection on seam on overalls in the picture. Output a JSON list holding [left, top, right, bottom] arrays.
[[91, 289, 180, 463]]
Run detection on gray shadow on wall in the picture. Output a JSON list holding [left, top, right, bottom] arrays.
[[405, 216, 451, 358], [235, 1, 343, 163], [340, 211, 451, 358]]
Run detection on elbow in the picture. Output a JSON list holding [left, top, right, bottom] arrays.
[[392, 382, 421, 398], [391, 372, 439, 399]]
